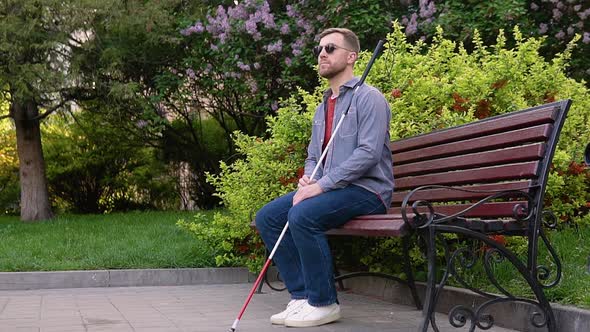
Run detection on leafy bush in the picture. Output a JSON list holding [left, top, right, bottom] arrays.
[[43, 112, 178, 213], [181, 23, 590, 272], [0, 123, 19, 215]]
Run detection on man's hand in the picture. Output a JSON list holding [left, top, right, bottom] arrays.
[[298, 175, 316, 188], [293, 183, 323, 205]]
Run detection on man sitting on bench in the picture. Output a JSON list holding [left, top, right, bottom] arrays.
[[255, 28, 394, 328]]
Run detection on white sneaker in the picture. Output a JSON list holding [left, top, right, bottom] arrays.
[[284, 302, 341, 327], [270, 299, 307, 325]]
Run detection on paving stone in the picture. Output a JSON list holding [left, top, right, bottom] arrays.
[[0, 284, 519, 332]]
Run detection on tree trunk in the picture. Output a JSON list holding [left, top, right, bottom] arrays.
[[11, 99, 53, 222]]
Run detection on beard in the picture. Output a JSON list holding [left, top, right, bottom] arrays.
[[318, 61, 347, 79]]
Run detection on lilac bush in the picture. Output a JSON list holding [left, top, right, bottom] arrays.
[[395, 1, 589, 83], [173, 1, 318, 137]]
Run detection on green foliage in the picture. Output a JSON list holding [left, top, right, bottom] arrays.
[[178, 88, 318, 271], [0, 121, 18, 214], [43, 112, 178, 213]]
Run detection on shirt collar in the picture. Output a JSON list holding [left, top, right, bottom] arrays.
[[323, 76, 361, 98]]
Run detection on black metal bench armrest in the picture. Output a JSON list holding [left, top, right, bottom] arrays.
[[400, 184, 541, 229]]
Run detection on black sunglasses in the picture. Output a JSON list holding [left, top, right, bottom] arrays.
[[313, 43, 354, 57]]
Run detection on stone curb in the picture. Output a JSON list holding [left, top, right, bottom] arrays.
[[0, 267, 254, 290], [341, 274, 590, 332]]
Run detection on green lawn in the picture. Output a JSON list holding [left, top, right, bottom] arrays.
[[0, 211, 215, 271]]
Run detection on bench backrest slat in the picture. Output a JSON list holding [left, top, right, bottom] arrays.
[[393, 124, 552, 164], [395, 161, 539, 190], [391, 106, 558, 153]]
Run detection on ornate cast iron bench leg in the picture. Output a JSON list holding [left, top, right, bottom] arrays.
[[420, 225, 558, 332]]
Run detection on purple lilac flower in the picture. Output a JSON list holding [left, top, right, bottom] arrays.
[[406, 13, 418, 36], [245, 19, 258, 35], [579, 9, 590, 20], [211, 44, 219, 51], [530, 2, 539, 11], [285, 57, 292, 66], [237, 61, 251, 71], [253, 63, 261, 70], [553, 9, 563, 20], [556, 1, 564, 10], [271, 101, 279, 111], [260, 2, 276, 28], [567, 26, 575, 35], [574, 5, 581, 11], [296, 18, 306, 28], [419, 0, 436, 18], [228, 4, 248, 20], [247, 79, 258, 93], [583, 32, 590, 44], [286, 5, 297, 18], [539, 23, 548, 34], [316, 15, 325, 22], [186, 68, 196, 79], [555, 30, 565, 40], [218, 32, 228, 44], [290, 37, 304, 57], [304, 23, 314, 35], [266, 40, 283, 53], [280, 23, 290, 35], [401, 16, 409, 25]]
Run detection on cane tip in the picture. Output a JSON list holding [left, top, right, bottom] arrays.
[[227, 328, 235, 332]]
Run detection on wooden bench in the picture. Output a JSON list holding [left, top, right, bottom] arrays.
[[257, 99, 571, 332]]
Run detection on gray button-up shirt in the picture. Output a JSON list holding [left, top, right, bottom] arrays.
[[304, 77, 395, 206]]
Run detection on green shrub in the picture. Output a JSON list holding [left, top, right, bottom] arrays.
[[43, 113, 178, 213], [0, 123, 19, 215], [182, 23, 590, 272]]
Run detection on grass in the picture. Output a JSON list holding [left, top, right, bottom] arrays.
[[0, 211, 215, 272]]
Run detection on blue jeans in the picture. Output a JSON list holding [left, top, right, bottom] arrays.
[[255, 185, 386, 306]]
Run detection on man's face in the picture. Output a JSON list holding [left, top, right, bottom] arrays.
[[316, 33, 355, 79]]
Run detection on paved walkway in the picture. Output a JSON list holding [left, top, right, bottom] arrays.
[[0, 283, 517, 332]]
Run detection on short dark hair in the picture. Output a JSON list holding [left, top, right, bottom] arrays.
[[318, 28, 360, 52]]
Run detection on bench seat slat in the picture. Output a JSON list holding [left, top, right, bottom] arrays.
[[326, 218, 409, 237], [395, 144, 546, 177], [395, 162, 539, 190], [391, 106, 557, 153], [393, 124, 552, 165], [392, 181, 533, 203]]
